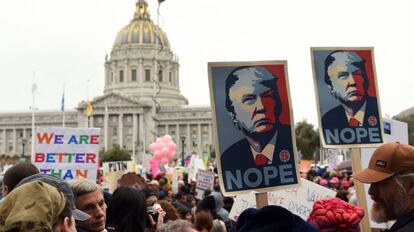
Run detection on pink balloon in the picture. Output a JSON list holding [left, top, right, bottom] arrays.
[[160, 157, 169, 164], [161, 146, 169, 155], [149, 143, 157, 152], [154, 150, 162, 160], [167, 151, 175, 160], [167, 142, 176, 150]]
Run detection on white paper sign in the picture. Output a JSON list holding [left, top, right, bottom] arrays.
[[229, 178, 336, 221], [195, 169, 214, 199], [33, 127, 100, 181], [172, 168, 179, 194]]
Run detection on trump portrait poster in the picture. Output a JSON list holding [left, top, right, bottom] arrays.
[[311, 47, 384, 148], [208, 61, 300, 195]]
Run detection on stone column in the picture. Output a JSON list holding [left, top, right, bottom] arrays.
[[139, 58, 144, 84], [198, 124, 202, 151], [139, 114, 145, 153], [89, 115, 94, 128], [2, 129, 6, 153], [104, 112, 109, 151], [118, 114, 123, 148], [13, 129, 16, 153], [209, 123, 213, 145], [133, 113, 138, 156], [187, 124, 190, 152]]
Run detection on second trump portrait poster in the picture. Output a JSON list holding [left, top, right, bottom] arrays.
[[311, 47, 384, 148]]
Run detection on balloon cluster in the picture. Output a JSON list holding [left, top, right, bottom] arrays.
[[150, 135, 177, 165]]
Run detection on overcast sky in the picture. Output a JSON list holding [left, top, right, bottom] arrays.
[[0, 0, 413, 127]]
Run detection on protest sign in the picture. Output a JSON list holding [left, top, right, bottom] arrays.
[[195, 169, 215, 199], [102, 161, 135, 193], [187, 155, 205, 183], [311, 47, 384, 148], [229, 178, 336, 221], [33, 127, 100, 181], [209, 61, 299, 195], [172, 168, 179, 194]]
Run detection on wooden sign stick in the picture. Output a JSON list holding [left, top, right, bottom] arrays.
[[351, 148, 371, 232], [255, 192, 268, 208]]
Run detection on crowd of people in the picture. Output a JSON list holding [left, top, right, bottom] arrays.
[[2, 142, 414, 231]]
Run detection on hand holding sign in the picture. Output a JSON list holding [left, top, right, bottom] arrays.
[[149, 135, 176, 165]]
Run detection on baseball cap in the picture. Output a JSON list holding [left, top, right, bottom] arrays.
[[16, 173, 91, 221], [353, 142, 414, 183]]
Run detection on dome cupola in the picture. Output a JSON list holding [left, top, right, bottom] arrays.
[[113, 0, 169, 48]]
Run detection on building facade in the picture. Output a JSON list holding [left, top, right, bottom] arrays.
[[0, 0, 213, 165]]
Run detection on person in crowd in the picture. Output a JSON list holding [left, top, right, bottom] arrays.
[[197, 195, 220, 220], [69, 178, 107, 232], [210, 191, 230, 222], [173, 191, 190, 211], [307, 198, 364, 232], [117, 172, 146, 189], [155, 219, 196, 232], [223, 197, 234, 213], [0, 181, 76, 232], [158, 200, 180, 223], [194, 210, 214, 232], [353, 142, 414, 231], [212, 219, 227, 232], [177, 206, 193, 223], [1, 162, 39, 197], [144, 187, 159, 207], [236, 205, 318, 232], [106, 186, 147, 232], [15, 173, 91, 223]]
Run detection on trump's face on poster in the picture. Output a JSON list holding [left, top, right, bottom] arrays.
[[227, 67, 278, 136], [325, 51, 367, 105]]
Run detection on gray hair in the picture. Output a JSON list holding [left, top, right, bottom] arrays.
[[393, 172, 414, 194], [156, 219, 195, 232], [68, 178, 102, 199]]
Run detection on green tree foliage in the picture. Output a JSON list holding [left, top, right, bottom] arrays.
[[295, 120, 320, 160], [100, 144, 131, 162], [393, 114, 414, 145]]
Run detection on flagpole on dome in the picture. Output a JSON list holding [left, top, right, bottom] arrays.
[[85, 79, 93, 127]]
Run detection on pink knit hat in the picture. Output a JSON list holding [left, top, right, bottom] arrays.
[[307, 198, 365, 232]]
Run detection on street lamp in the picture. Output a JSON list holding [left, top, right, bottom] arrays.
[[181, 136, 186, 167]]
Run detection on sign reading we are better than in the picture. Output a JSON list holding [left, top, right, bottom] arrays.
[[33, 128, 100, 181]]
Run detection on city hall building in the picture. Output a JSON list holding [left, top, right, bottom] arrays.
[[0, 0, 213, 165]]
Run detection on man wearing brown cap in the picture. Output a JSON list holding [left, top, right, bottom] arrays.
[[353, 142, 414, 232]]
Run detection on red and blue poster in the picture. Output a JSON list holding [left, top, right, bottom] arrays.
[[311, 48, 384, 148], [208, 61, 299, 195]]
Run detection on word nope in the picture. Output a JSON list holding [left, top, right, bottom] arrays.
[[37, 133, 99, 144]]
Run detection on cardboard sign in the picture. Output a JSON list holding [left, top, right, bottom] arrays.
[[195, 169, 215, 199], [33, 127, 100, 181], [311, 47, 384, 148], [102, 161, 135, 193], [208, 61, 299, 195], [229, 178, 336, 221]]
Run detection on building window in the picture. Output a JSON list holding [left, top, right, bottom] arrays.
[[119, 70, 124, 82], [169, 72, 172, 83], [145, 69, 151, 81], [158, 70, 163, 82], [131, 69, 137, 81], [113, 127, 117, 136]]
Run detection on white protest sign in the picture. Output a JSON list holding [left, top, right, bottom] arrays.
[[172, 168, 179, 194], [33, 127, 100, 181], [188, 155, 205, 183], [229, 178, 336, 221], [195, 169, 215, 199], [102, 161, 135, 193]]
